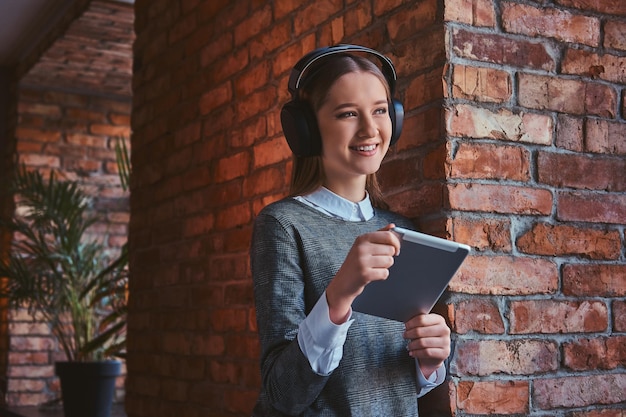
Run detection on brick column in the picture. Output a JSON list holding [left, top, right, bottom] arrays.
[[443, 0, 626, 414]]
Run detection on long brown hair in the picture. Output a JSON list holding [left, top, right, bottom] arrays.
[[288, 53, 391, 210]]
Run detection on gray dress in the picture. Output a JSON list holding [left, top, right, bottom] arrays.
[[251, 198, 424, 416]]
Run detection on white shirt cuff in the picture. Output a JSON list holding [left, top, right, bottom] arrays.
[[297, 290, 354, 375], [415, 361, 446, 397]]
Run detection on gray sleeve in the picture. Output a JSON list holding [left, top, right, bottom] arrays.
[[251, 211, 330, 414]]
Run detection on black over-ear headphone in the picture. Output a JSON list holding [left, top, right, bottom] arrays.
[[280, 44, 404, 157]]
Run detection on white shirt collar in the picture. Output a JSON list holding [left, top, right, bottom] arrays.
[[294, 187, 374, 221]]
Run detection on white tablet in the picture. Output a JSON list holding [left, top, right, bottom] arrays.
[[352, 227, 470, 322]]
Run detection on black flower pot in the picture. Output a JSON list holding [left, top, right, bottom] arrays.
[[55, 360, 122, 417]]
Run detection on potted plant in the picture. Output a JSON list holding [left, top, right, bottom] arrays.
[[0, 164, 129, 417]]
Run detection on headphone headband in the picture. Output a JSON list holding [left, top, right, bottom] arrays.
[[287, 44, 397, 96]]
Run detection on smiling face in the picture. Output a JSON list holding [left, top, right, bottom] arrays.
[[315, 71, 392, 200]]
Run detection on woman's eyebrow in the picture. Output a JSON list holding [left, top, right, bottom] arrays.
[[332, 99, 388, 112]]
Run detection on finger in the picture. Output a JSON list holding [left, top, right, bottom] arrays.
[[405, 313, 446, 330], [367, 230, 401, 256]]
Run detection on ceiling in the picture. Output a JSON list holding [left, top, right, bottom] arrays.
[[0, 0, 134, 98]]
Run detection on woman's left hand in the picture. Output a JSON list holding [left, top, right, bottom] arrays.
[[403, 313, 451, 379]]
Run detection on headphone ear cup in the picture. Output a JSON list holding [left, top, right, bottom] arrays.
[[389, 98, 404, 146], [281, 100, 321, 157]]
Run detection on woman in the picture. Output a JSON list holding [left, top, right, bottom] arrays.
[[251, 45, 451, 416]]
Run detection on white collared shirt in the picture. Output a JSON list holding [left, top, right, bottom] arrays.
[[294, 187, 444, 394]]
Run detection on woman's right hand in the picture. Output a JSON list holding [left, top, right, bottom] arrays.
[[325, 224, 401, 324]]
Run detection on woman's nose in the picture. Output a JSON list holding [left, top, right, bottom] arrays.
[[357, 115, 377, 138]]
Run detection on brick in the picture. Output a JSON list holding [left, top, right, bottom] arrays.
[[65, 108, 106, 122], [209, 48, 250, 86], [556, 115, 584, 151], [451, 65, 511, 103], [273, 0, 300, 19], [539, 151, 626, 192], [518, 73, 616, 118], [7, 378, 46, 392], [234, 4, 272, 46], [224, 388, 258, 414], [89, 124, 130, 137], [171, 189, 206, 217], [557, 191, 626, 224], [6, 393, 52, 407], [182, 213, 215, 237], [224, 334, 260, 359], [451, 255, 558, 295], [452, 299, 505, 334], [19, 154, 60, 168], [390, 29, 446, 76], [386, 0, 437, 43], [215, 202, 251, 230], [385, 183, 443, 219], [556, 0, 626, 16], [447, 183, 553, 215], [17, 102, 62, 118], [444, 0, 495, 27], [615, 300, 626, 332], [562, 48, 626, 84], [605, 19, 626, 51], [207, 253, 249, 282], [405, 67, 444, 111], [517, 223, 621, 260], [564, 336, 626, 370], [450, 217, 512, 252], [453, 339, 558, 376], [293, 0, 343, 36], [509, 300, 608, 334], [8, 352, 50, 365], [446, 104, 552, 145], [232, 117, 266, 148], [533, 374, 626, 409], [224, 282, 254, 306], [199, 82, 232, 116], [199, 31, 233, 70], [379, 156, 422, 190], [234, 60, 270, 97], [214, 151, 251, 183], [162, 331, 192, 355], [272, 36, 317, 79], [343, 1, 372, 37], [449, 143, 530, 181], [243, 166, 285, 197], [570, 409, 626, 417], [585, 118, 626, 155], [563, 264, 626, 297], [451, 28, 555, 71], [8, 322, 51, 335], [8, 365, 54, 379], [502, 3, 600, 46], [236, 85, 277, 122], [252, 136, 292, 169], [371, 0, 400, 15], [457, 380, 529, 414], [395, 107, 443, 151], [15, 127, 61, 143]]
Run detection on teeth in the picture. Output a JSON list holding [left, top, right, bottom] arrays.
[[356, 144, 376, 151]]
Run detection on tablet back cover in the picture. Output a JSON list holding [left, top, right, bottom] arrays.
[[352, 230, 469, 322]]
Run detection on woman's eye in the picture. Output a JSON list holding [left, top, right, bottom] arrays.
[[374, 107, 388, 115], [337, 111, 357, 119]]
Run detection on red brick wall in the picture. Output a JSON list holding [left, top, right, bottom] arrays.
[[4, 88, 130, 406], [443, 0, 626, 415], [128, 0, 625, 416]]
